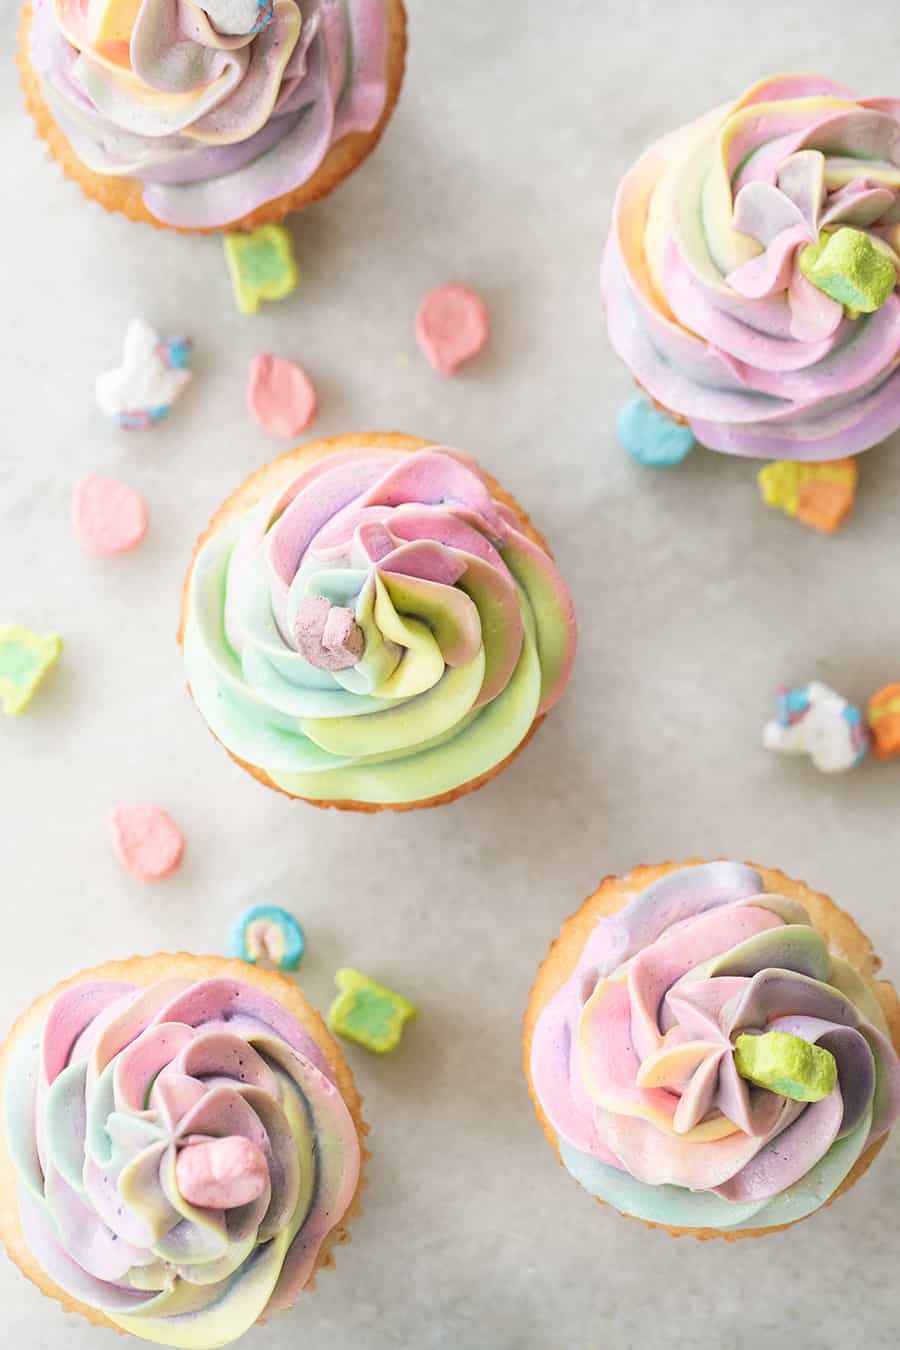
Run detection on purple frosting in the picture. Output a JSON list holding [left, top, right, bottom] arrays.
[[530, 863, 900, 1210], [29, 0, 391, 228], [603, 75, 900, 460]]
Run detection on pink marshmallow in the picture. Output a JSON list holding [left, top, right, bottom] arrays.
[[416, 285, 489, 375], [247, 354, 318, 438], [176, 1135, 269, 1210], [294, 595, 364, 671], [72, 474, 148, 556], [110, 805, 184, 883]]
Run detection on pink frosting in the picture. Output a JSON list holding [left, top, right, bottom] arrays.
[[30, 0, 392, 228], [531, 864, 900, 1204], [603, 76, 900, 459], [5, 975, 361, 1345]]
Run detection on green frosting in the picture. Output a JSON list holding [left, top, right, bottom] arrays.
[[559, 1110, 872, 1231], [799, 227, 897, 316], [734, 1031, 838, 1102], [183, 447, 576, 806]]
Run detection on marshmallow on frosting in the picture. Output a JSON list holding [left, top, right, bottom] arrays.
[[3, 976, 360, 1348], [29, 0, 391, 228], [603, 75, 900, 460], [531, 863, 900, 1232], [183, 445, 577, 806]]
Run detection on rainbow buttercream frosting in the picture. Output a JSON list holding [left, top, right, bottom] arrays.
[[530, 863, 900, 1232], [182, 441, 577, 806], [2, 971, 360, 1347], [27, 0, 392, 228], [603, 75, 900, 459]]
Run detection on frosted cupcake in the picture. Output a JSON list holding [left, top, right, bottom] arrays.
[[525, 861, 900, 1239], [604, 76, 900, 460], [19, 0, 407, 231], [0, 954, 365, 1347], [180, 433, 577, 812]]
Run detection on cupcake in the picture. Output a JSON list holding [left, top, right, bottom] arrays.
[[18, 0, 407, 232], [525, 861, 900, 1239], [604, 76, 900, 460], [0, 954, 365, 1346], [179, 433, 577, 812]]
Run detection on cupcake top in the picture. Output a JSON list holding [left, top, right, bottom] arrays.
[[183, 441, 577, 807], [3, 972, 361, 1348], [604, 75, 900, 460], [530, 862, 900, 1232], [29, 0, 391, 228]]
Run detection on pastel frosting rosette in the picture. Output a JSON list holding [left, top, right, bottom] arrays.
[[526, 862, 900, 1237], [180, 435, 577, 810], [22, 0, 405, 228], [0, 956, 364, 1348], [604, 75, 900, 459]]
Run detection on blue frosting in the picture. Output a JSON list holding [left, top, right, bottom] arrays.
[[558, 1106, 871, 1231]]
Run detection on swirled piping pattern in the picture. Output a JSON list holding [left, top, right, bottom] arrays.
[[531, 862, 900, 1230], [603, 75, 900, 459], [4, 976, 360, 1347], [29, 0, 389, 228], [182, 445, 577, 805]]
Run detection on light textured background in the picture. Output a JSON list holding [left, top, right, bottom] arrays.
[[3, 1, 900, 1347]]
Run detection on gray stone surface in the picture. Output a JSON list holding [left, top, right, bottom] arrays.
[[2, 1, 900, 1346]]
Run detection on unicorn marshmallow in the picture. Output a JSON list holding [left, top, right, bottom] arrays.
[[764, 682, 869, 773]]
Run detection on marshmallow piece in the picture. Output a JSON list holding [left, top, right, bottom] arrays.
[[763, 681, 869, 773], [229, 904, 305, 972], [224, 226, 298, 315], [799, 227, 897, 315], [96, 319, 192, 430], [328, 968, 417, 1054], [416, 285, 489, 374], [176, 1136, 269, 1209], [758, 458, 857, 534], [869, 683, 900, 759], [110, 805, 184, 882], [247, 354, 317, 437], [0, 626, 62, 717], [201, 0, 267, 35], [617, 395, 695, 467], [294, 595, 365, 671], [72, 475, 148, 556], [734, 1031, 837, 1102]]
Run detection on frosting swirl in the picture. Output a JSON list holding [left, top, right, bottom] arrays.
[[530, 863, 900, 1232], [29, 0, 390, 228], [183, 442, 577, 806], [603, 75, 900, 459], [3, 974, 360, 1347]]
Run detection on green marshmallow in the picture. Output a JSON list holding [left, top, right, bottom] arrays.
[[327, 969, 418, 1054], [0, 625, 63, 717], [799, 227, 897, 316], [733, 1031, 837, 1102]]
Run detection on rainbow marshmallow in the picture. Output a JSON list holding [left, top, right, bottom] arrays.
[[764, 682, 869, 773], [96, 319, 193, 430], [868, 684, 900, 759], [229, 904, 306, 972], [758, 458, 858, 534]]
